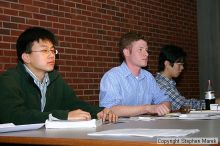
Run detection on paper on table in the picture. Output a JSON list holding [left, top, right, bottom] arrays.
[[0, 123, 44, 133], [0, 123, 15, 128], [178, 113, 220, 120], [45, 114, 102, 129], [88, 128, 200, 137], [129, 116, 155, 121], [190, 110, 220, 114], [210, 104, 219, 111], [130, 113, 180, 121], [131, 112, 220, 121]]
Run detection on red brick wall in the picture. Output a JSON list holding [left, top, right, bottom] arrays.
[[0, 0, 199, 104]]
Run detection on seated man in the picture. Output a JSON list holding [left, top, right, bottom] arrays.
[[155, 45, 206, 111], [0, 27, 117, 125], [99, 32, 171, 117]]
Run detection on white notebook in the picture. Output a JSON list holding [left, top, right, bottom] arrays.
[[45, 114, 102, 129]]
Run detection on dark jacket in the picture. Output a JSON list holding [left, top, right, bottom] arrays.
[[0, 62, 102, 124]]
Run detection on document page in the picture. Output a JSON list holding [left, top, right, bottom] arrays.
[[0, 123, 44, 133], [88, 128, 200, 137], [45, 114, 102, 129]]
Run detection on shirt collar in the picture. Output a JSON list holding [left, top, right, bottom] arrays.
[[156, 72, 176, 86], [121, 62, 145, 79], [23, 64, 49, 85], [121, 62, 132, 77]]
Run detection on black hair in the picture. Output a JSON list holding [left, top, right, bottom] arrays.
[[158, 45, 186, 72], [16, 27, 57, 63]]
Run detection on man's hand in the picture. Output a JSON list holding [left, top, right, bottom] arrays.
[[155, 104, 170, 116], [216, 98, 220, 104], [146, 104, 170, 116], [97, 108, 118, 123], [68, 109, 91, 121]]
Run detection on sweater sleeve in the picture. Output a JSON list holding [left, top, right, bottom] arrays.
[[58, 80, 103, 119], [0, 73, 52, 124]]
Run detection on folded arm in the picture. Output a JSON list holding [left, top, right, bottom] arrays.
[[111, 101, 171, 117]]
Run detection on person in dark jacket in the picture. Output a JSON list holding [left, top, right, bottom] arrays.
[[0, 27, 117, 125]]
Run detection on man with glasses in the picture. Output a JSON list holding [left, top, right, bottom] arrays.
[[0, 27, 117, 124], [99, 32, 171, 117], [155, 45, 206, 111]]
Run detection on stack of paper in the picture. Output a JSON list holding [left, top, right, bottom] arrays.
[[45, 119, 102, 129], [210, 104, 219, 111], [88, 128, 200, 137], [45, 114, 102, 129], [0, 123, 44, 133]]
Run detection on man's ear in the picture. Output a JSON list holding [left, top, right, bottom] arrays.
[[164, 60, 171, 68], [21, 53, 30, 64], [123, 48, 130, 57]]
